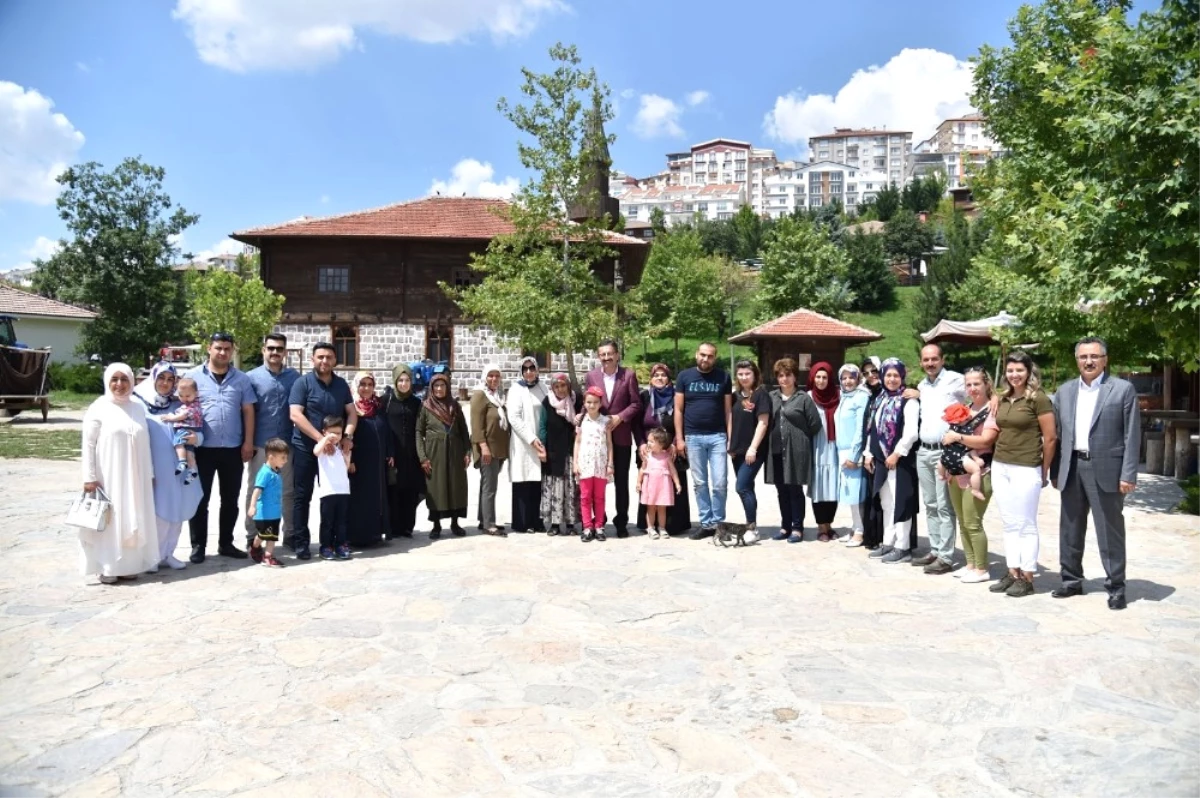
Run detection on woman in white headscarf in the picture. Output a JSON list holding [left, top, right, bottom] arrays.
[[132, 361, 203, 569], [470, 364, 510, 536], [80, 363, 160, 583]]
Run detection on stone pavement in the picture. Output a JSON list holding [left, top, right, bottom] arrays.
[[0, 453, 1197, 798]]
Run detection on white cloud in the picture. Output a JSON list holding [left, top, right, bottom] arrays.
[[619, 88, 635, 100], [6, 235, 61, 273], [763, 48, 975, 156], [429, 159, 519, 199], [320, 194, 331, 204], [175, 233, 244, 262], [173, 0, 566, 72], [75, 61, 90, 73], [685, 90, 710, 107], [0, 82, 86, 204], [632, 94, 684, 139]]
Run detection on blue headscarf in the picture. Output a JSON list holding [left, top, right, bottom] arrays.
[[875, 358, 907, 453], [133, 361, 178, 412]]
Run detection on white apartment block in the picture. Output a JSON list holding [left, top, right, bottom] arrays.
[[908, 114, 1006, 189], [930, 114, 1003, 154], [646, 139, 777, 216], [762, 161, 889, 219], [619, 183, 746, 227], [807, 129, 912, 187]]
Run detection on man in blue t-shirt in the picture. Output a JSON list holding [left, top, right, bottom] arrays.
[[674, 342, 733, 538], [287, 342, 356, 559], [243, 333, 300, 551]]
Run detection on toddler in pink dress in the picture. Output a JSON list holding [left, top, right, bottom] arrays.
[[637, 427, 682, 539]]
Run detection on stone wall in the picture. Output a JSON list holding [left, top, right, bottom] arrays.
[[273, 322, 599, 395]]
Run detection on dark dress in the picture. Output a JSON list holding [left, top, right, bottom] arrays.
[[860, 388, 886, 550], [865, 395, 920, 547], [383, 388, 425, 536], [348, 410, 392, 547], [632, 388, 693, 535]]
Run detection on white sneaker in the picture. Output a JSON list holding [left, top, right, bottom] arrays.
[[844, 536, 864, 548], [162, 555, 188, 570], [649, 530, 660, 540], [99, 575, 118, 584], [961, 570, 990, 583]]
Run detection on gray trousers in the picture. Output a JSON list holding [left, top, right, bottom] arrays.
[[477, 458, 504, 529], [1059, 457, 1126, 597], [243, 446, 293, 542], [916, 446, 957, 562]]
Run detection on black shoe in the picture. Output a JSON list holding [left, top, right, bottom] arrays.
[[688, 527, 715, 540], [911, 553, 937, 567], [1108, 594, 1127, 611], [616, 527, 629, 539], [452, 526, 467, 537], [1051, 585, 1084, 599], [296, 546, 312, 560], [218, 545, 248, 559], [189, 546, 205, 564], [548, 525, 561, 537]]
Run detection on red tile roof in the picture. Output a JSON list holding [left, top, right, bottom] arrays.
[[232, 196, 648, 246], [0, 284, 97, 320], [729, 308, 882, 343]]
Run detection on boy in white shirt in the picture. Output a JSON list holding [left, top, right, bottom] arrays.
[[313, 415, 354, 561]]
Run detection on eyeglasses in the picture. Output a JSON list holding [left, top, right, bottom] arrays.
[[522, 365, 538, 371], [264, 345, 285, 352], [210, 332, 234, 343], [1076, 354, 1106, 361]]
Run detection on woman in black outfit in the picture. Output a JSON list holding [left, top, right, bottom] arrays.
[[859, 358, 886, 550], [348, 371, 392, 547], [538, 373, 583, 536], [383, 363, 425, 538], [633, 363, 692, 536]]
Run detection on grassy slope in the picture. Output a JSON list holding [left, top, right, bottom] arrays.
[[843, 286, 923, 367]]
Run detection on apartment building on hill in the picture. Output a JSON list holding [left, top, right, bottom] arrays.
[[806, 128, 912, 188]]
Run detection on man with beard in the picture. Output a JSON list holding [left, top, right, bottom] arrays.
[[243, 333, 300, 554]]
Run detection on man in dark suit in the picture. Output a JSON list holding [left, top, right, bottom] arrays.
[[584, 339, 642, 537], [1050, 336, 1140, 610]]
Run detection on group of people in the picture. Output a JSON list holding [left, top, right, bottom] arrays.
[[77, 332, 1139, 609]]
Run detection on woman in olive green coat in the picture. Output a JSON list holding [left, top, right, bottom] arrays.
[[470, 364, 510, 536], [416, 373, 472, 538]]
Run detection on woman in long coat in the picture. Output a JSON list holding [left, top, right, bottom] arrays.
[[80, 363, 161, 582], [632, 363, 692, 536], [806, 361, 841, 542], [471, 364, 510, 536], [416, 372, 471, 538], [383, 364, 425, 539], [764, 357, 823, 543], [538, 373, 582, 535], [863, 358, 920, 563], [348, 372, 393, 548], [132, 362, 203, 569], [505, 356, 548, 532], [834, 364, 871, 548]]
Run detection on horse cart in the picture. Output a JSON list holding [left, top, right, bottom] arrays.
[[0, 315, 52, 421]]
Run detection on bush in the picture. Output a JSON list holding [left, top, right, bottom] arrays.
[[1177, 475, 1199, 515], [48, 362, 104, 394]]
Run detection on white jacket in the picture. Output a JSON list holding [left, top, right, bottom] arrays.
[[505, 380, 548, 483]]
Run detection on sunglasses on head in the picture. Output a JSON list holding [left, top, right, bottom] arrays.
[[210, 332, 234, 344]]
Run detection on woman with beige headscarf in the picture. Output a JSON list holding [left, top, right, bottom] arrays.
[[79, 363, 160, 583], [470, 364, 510, 536]]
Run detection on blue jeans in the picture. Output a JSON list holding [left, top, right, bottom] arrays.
[[686, 433, 728, 528], [730, 453, 763, 525]]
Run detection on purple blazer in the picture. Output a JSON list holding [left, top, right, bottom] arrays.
[[583, 366, 642, 448]]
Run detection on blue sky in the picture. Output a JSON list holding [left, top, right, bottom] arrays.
[[0, 0, 1056, 271]]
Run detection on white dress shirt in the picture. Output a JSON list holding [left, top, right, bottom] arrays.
[[917, 369, 965, 444], [602, 370, 616, 402], [1074, 373, 1105, 453]]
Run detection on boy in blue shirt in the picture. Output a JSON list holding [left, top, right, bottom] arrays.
[[247, 438, 290, 567]]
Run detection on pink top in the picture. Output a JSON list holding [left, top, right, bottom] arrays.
[[955, 403, 999, 489]]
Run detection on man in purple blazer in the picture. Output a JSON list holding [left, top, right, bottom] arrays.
[[584, 339, 643, 537]]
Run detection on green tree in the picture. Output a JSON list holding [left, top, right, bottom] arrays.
[[756, 216, 854, 319], [843, 230, 895, 312], [692, 217, 740, 259], [185, 253, 286, 368], [913, 211, 973, 337], [873, 182, 901, 221], [731, 204, 765, 260], [968, 0, 1200, 365], [31, 157, 197, 366], [648, 206, 667, 235], [448, 44, 620, 384], [883, 208, 934, 264]]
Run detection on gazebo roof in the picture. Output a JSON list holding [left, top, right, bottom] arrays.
[[729, 308, 882, 344]]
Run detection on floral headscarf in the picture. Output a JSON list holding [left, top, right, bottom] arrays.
[[875, 358, 907, 453], [547, 372, 577, 424], [353, 371, 381, 419], [133, 361, 177, 411], [423, 373, 458, 427]]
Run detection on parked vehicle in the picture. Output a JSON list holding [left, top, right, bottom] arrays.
[[0, 315, 50, 420]]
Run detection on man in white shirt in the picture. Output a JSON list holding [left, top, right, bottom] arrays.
[[914, 343, 966, 574]]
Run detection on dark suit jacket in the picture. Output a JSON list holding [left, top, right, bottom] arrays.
[[584, 366, 642, 448], [1051, 373, 1140, 491]]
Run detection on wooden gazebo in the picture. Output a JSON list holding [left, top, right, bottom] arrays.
[[729, 308, 883, 387]]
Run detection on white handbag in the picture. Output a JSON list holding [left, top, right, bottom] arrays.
[[66, 487, 113, 532]]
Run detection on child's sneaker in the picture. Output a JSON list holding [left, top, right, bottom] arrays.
[[649, 529, 660, 540], [175, 460, 187, 475], [336, 544, 352, 560], [595, 530, 607, 542], [183, 473, 194, 485], [319, 546, 336, 560], [188, 468, 199, 481], [262, 554, 285, 568], [249, 541, 264, 563], [581, 529, 594, 542]]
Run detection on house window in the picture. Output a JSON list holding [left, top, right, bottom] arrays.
[[523, 350, 551, 370], [452, 267, 481, 291], [426, 326, 452, 365], [318, 266, 349, 293], [332, 325, 358, 367]]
